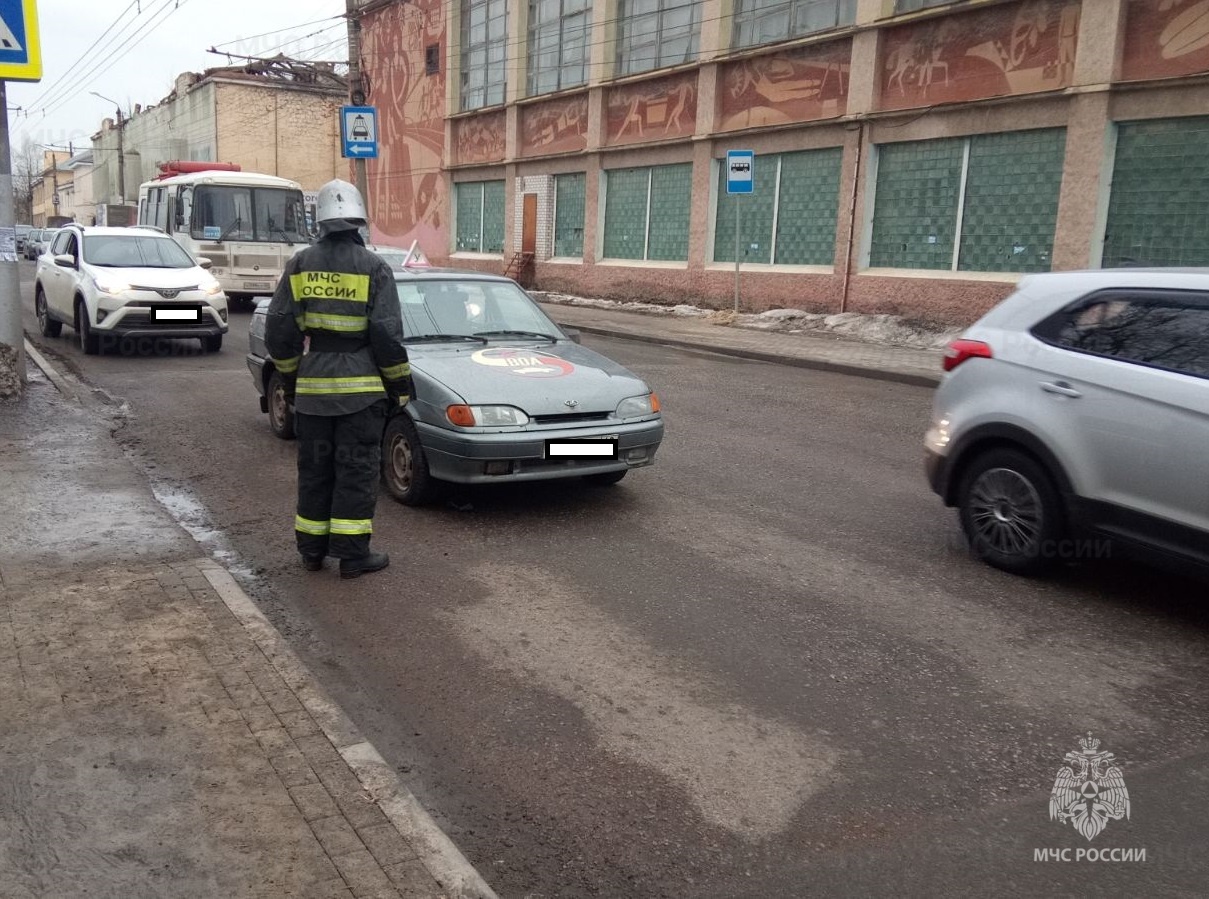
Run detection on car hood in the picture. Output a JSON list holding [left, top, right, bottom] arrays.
[[409, 341, 651, 413], [85, 264, 209, 288]]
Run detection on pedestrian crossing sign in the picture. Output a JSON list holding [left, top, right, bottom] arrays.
[[0, 0, 40, 82]]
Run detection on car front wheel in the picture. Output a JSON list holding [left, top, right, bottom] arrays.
[[957, 448, 1065, 576], [266, 370, 296, 440], [75, 299, 99, 355], [381, 414, 441, 506]]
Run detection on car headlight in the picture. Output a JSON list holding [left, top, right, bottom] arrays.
[[202, 280, 223, 296], [93, 277, 131, 296], [615, 393, 661, 419], [446, 404, 529, 427]]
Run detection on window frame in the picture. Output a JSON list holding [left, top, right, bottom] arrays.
[[732, 0, 855, 51], [1030, 288, 1209, 381], [866, 129, 1066, 274], [616, 0, 702, 77], [527, 0, 591, 96], [460, 0, 508, 111], [453, 180, 507, 255], [552, 171, 587, 258]]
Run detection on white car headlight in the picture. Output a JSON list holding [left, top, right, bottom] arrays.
[[615, 393, 661, 418], [202, 280, 223, 296], [446, 405, 529, 427], [93, 277, 131, 296]]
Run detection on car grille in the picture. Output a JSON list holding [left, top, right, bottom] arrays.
[[530, 412, 611, 425], [128, 286, 199, 297]]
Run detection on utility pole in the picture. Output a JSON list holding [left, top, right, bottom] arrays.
[[116, 107, 125, 205], [0, 80, 26, 387], [344, 0, 369, 209]]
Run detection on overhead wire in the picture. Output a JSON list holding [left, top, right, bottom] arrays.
[[23, 0, 183, 123], [37, 0, 197, 122], [19, 1, 142, 115]]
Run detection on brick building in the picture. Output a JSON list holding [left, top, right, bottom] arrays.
[[354, 0, 1209, 325], [91, 61, 347, 219]]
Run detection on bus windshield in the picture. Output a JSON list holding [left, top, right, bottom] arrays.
[[191, 185, 309, 244]]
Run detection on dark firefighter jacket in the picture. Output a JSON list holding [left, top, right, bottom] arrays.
[[265, 230, 411, 416]]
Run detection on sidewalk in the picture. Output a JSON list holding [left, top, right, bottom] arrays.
[[1, 359, 497, 899], [536, 299, 945, 388]]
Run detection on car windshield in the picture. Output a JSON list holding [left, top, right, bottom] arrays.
[[191, 185, 308, 244], [397, 280, 560, 340], [82, 235, 198, 268]]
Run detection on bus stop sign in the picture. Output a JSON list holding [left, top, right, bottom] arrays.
[[341, 106, 378, 159], [726, 150, 754, 195]]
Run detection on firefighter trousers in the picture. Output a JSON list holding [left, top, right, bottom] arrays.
[[293, 400, 388, 560]]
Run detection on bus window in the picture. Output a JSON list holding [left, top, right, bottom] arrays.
[[176, 187, 193, 234], [256, 189, 308, 244], [152, 188, 168, 232], [193, 186, 254, 241]]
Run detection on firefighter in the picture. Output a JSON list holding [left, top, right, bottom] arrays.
[[265, 179, 411, 579]]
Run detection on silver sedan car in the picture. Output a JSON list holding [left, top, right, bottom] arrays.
[[247, 268, 665, 505]]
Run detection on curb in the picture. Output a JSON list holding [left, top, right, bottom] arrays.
[[26, 345, 500, 899], [24, 338, 81, 403], [557, 321, 943, 388], [201, 564, 499, 899]]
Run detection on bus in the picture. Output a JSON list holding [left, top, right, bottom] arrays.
[[136, 162, 311, 302]]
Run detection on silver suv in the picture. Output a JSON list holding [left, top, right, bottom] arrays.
[[925, 269, 1209, 577]]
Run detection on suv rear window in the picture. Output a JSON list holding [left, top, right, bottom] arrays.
[[1032, 290, 1209, 379]]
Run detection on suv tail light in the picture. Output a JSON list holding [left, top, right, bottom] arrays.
[[943, 339, 993, 372]]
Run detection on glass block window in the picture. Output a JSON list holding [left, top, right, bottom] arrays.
[[529, 0, 591, 96], [959, 129, 1065, 273], [733, 0, 856, 50], [554, 172, 586, 257], [869, 129, 1065, 273], [617, 0, 701, 77], [603, 164, 693, 260], [714, 148, 842, 265], [461, 0, 507, 111], [454, 180, 506, 253], [1102, 116, 1209, 268], [895, 0, 953, 11]]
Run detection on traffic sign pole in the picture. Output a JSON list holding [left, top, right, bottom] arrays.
[[0, 81, 25, 389], [726, 150, 754, 314], [734, 197, 740, 313]]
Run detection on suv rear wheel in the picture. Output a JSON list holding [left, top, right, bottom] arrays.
[[957, 448, 1065, 576]]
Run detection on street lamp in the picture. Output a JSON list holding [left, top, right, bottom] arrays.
[[91, 91, 125, 204]]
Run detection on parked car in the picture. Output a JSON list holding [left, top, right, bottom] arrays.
[[34, 223, 229, 355], [24, 228, 45, 259], [247, 267, 664, 505], [15, 224, 31, 253], [925, 269, 1209, 578]]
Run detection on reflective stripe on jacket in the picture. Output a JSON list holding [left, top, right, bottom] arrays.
[[264, 232, 411, 416]]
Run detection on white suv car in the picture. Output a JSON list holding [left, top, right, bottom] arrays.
[[35, 224, 229, 355], [925, 269, 1209, 578]]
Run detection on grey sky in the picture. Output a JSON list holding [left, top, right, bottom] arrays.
[[7, 0, 348, 155]]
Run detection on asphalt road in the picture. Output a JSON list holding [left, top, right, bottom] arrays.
[[20, 263, 1209, 898]]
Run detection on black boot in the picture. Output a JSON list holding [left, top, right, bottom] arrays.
[[302, 554, 324, 572], [339, 550, 390, 579]]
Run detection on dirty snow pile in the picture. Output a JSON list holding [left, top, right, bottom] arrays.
[[530, 292, 963, 350]]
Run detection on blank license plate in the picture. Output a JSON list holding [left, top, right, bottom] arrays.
[[545, 437, 619, 460], [151, 307, 201, 322], [244, 281, 273, 290]]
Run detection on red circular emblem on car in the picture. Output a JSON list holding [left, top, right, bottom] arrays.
[[470, 347, 575, 378]]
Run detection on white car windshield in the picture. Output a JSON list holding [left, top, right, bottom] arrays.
[[397, 280, 560, 341], [83, 235, 197, 269]]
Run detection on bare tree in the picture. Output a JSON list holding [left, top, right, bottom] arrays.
[[11, 135, 41, 223]]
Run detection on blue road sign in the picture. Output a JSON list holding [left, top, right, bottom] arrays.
[[0, 0, 42, 82], [726, 150, 754, 195], [341, 106, 379, 159]]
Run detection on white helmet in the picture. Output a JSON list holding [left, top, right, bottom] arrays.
[[316, 179, 367, 224]]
